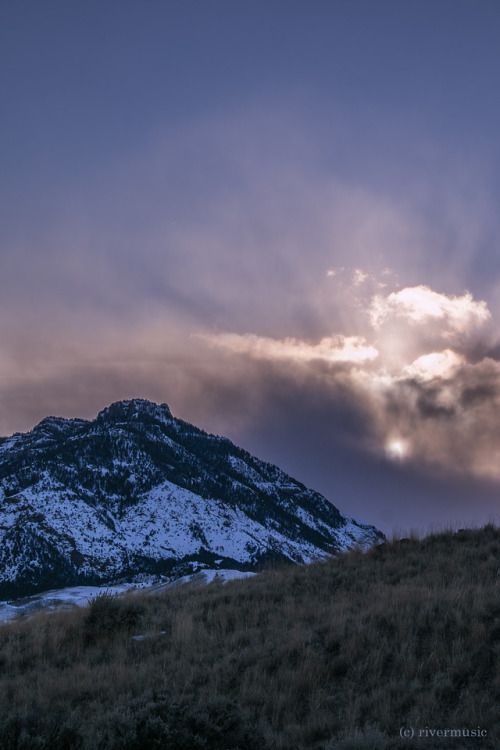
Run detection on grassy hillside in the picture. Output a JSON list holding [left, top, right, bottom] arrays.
[[1, 525, 500, 749]]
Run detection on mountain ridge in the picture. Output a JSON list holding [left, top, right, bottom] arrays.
[[0, 398, 384, 599]]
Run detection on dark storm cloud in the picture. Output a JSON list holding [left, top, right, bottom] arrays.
[[385, 380, 457, 422], [483, 344, 500, 362], [415, 391, 456, 421], [460, 382, 499, 408]]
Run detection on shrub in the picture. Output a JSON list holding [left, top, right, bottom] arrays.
[[323, 725, 388, 750], [0, 712, 82, 750], [92, 695, 269, 750], [82, 591, 144, 644]]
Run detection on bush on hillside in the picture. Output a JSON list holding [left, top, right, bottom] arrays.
[[93, 695, 268, 750], [82, 591, 144, 643]]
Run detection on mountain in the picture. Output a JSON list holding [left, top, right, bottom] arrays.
[[0, 398, 384, 599]]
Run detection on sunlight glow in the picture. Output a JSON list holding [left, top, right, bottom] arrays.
[[386, 438, 409, 460], [402, 349, 464, 381]]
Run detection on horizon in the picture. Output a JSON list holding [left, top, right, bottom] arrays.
[[2, 1, 500, 535]]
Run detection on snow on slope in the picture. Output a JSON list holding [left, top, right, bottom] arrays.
[[0, 569, 256, 623]]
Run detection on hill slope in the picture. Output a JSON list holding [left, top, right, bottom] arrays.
[[0, 526, 499, 749], [0, 398, 383, 598]]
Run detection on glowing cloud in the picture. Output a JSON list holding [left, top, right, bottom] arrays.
[[200, 333, 379, 366], [402, 349, 465, 381], [369, 285, 490, 332]]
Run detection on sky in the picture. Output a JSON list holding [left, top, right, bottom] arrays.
[[2, 0, 500, 535]]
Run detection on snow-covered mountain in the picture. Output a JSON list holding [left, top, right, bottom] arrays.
[[0, 398, 384, 599]]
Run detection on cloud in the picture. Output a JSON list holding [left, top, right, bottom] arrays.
[[352, 268, 369, 286], [377, 357, 500, 479], [369, 285, 490, 332], [401, 349, 464, 381], [190, 277, 500, 484], [199, 332, 379, 366]]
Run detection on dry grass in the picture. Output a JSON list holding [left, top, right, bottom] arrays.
[[1, 525, 500, 748]]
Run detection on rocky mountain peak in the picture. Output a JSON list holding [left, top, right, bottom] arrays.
[[96, 398, 173, 426]]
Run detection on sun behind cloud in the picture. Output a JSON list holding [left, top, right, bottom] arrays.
[[197, 275, 500, 481], [385, 438, 410, 461]]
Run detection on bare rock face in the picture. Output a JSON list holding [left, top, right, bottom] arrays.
[[0, 399, 384, 599]]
